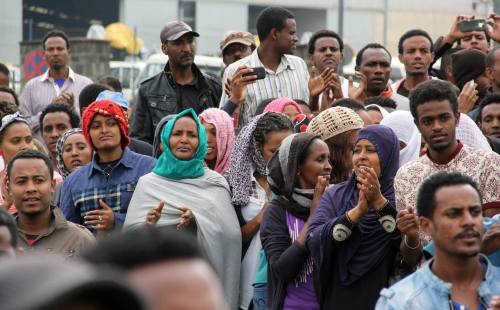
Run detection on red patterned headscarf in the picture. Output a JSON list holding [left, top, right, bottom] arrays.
[[82, 100, 130, 150]]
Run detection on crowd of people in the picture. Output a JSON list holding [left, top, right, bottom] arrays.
[[0, 5, 499, 310]]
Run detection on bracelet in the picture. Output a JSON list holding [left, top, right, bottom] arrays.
[[404, 235, 421, 250]]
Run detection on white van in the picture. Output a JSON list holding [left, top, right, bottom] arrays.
[[109, 61, 145, 101]]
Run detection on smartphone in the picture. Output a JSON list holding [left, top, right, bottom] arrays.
[[459, 19, 486, 33], [242, 67, 266, 80]]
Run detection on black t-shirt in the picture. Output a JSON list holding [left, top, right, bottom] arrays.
[[175, 73, 203, 113], [397, 83, 410, 97]]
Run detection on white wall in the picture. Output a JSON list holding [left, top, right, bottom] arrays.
[[120, 0, 178, 53], [0, 0, 23, 64], [195, 1, 248, 56]]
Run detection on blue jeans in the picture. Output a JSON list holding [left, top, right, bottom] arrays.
[[252, 283, 268, 310]]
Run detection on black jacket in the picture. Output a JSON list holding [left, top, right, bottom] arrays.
[[130, 62, 221, 144]]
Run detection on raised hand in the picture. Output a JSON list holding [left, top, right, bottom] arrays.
[[396, 207, 419, 238], [457, 80, 478, 113], [445, 15, 474, 44], [356, 166, 385, 208], [348, 71, 367, 101], [311, 175, 330, 214], [177, 207, 195, 230], [146, 200, 165, 226], [308, 66, 336, 97], [84, 199, 115, 231], [486, 13, 500, 43], [228, 66, 258, 104]]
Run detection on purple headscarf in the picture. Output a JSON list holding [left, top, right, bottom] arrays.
[[307, 125, 400, 290]]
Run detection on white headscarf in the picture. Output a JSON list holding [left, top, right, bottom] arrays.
[[457, 113, 492, 151], [380, 111, 421, 167], [365, 104, 390, 118]]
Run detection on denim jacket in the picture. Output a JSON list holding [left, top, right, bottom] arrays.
[[376, 255, 500, 309], [60, 147, 156, 232]]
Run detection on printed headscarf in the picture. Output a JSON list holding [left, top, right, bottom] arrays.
[[198, 108, 235, 175], [81, 100, 130, 150], [55, 128, 85, 179], [228, 113, 268, 207]]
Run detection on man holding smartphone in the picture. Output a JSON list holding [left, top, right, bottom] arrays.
[[220, 7, 310, 128]]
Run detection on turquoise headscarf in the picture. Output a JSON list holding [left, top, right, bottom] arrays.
[[152, 108, 208, 179]]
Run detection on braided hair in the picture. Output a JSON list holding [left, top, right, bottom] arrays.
[[253, 112, 293, 147]]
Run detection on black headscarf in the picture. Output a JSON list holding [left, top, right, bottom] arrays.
[[452, 48, 486, 90]]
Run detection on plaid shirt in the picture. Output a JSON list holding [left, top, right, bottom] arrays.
[[60, 147, 156, 231]]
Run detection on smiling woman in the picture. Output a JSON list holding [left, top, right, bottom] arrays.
[[307, 125, 403, 310]]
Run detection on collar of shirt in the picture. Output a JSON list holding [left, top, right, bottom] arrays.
[[164, 62, 202, 90], [15, 207, 68, 242], [40, 67, 76, 83], [88, 147, 135, 178], [426, 141, 464, 165], [249, 49, 296, 74]]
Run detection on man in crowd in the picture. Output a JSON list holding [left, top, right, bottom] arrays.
[[308, 29, 348, 111], [395, 79, 500, 218], [79, 83, 153, 156], [377, 172, 500, 309], [220, 6, 310, 127], [40, 103, 80, 172], [131, 21, 221, 144], [20, 30, 92, 137], [99, 76, 122, 93], [0, 86, 19, 107], [486, 46, 500, 94], [60, 99, 156, 234], [478, 94, 500, 153], [6, 150, 95, 257], [393, 29, 434, 97], [0, 63, 10, 87], [349, 43, 409, 110], [220, 31, 255, 67], [83, 226, 226, 310]]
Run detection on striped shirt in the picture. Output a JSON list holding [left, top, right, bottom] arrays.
[[220, 49, 310, 127], [19, 67, 92, 135]]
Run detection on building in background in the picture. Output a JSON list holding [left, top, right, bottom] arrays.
[[0, 0, 493, 65]]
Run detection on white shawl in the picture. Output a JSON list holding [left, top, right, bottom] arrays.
[[124, 169, 241, 310], [381, 111, 421, 167]]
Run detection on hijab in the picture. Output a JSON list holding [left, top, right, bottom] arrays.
[[55, 128, 84, 179], [332, 125, 400, 284], [263, 98, 303, 114], [152, 114, 176, 159], [81, 100, 130, 150], [152, 108, 207, 180], [228, 113, 268, 207], [380, 111, 421, 167], [267, 133, 320, 220], [198, 108, 235, 175]]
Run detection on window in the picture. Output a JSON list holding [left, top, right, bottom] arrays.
[[179, 1, 196, 31]]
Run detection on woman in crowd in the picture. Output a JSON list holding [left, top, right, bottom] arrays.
[[263, 98, 303, 120], [0, 113, 35, 209], [307, 125, 402, 309], [199, 108, 234, 175], [380, 111, 421, 167], [260, 133, 331, 310], [123, 108, 241, 310], [152, 114, 176, 159], [52, 128, 93, 205], [228, 112, 293, 309], [307, 107, 364, 184]]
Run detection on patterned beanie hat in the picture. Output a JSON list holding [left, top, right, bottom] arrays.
[[306, 106, 364, 141]]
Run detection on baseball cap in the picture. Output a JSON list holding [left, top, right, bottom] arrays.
[[96, 90, 129, 110], [220, 31, 255, 52], [160, 21, 199, 43]]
